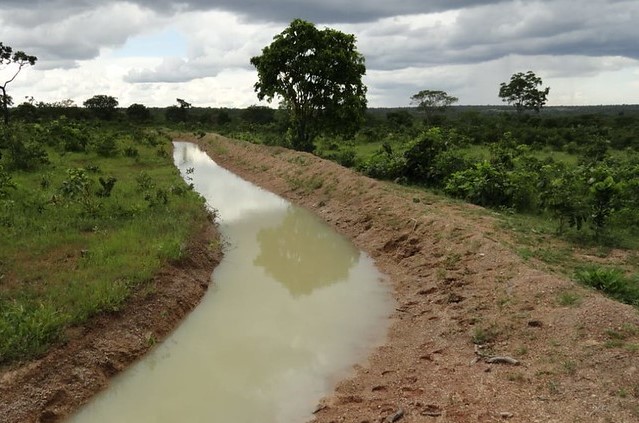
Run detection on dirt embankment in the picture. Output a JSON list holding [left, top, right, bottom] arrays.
[[2, 133, 638, 423], [0, 222, 221, 423], [191, 134, 639, 423]]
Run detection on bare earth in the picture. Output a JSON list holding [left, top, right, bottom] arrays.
[[2, 133, 639, 422]]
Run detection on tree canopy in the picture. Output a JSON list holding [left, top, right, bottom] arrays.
[[410, 90, 458, 124], [250, 19, 367, 151], [499, 71, 550, 113], [83, 94, 119, 120], [1, 42, 37, 125]]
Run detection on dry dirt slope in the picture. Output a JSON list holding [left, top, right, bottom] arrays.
[[192, 133, 639, 423]]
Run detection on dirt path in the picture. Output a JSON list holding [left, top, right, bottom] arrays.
[[2, 133, 638, 422], [192, 134, 639, 423]]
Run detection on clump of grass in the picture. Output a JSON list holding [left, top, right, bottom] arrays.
[[472, 325, 500, 345], [574, 265, 639, 306], [557, 291, 582, 307]]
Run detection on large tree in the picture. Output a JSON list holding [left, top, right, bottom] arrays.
[[250, 19, 367, 152], [83, 94, 119, 120], [410, 90, 458, 124], [499, 71, 550, 113], [1, 42, 37, 125]]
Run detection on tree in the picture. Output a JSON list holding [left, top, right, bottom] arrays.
[[1, 42, 37, 125], [499, 71, 550, 113], [241, 105, 275, 125], [166, 98, 191, 123], [410, 90, 458, 124], [251, 19, 367, 152], [126, 103, 151, 122], [83, 94, 119, 120]]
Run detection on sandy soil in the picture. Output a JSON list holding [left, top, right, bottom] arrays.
[[2, 132, 638, 423]]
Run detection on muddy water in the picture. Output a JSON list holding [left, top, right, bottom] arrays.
[[67, 142, 392, 423]]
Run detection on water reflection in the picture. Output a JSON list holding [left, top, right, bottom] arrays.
[[66, 142, 391, 423], [255, 206, 359, 297]]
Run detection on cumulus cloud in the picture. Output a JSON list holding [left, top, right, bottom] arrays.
[[0, 2, 162, 68]]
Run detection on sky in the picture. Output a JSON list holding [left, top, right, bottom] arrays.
[[0, 0, 638, 108]]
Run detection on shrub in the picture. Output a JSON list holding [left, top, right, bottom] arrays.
[[0, 164, 15, 199], [93, 133, 119, 157], [445, 161, 514, 208], [575, 266, 639, 306], [359, 145, 405, 180]]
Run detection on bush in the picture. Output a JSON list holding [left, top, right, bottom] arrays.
[[3, 125, 49, 171], [93, 133, 119, 157], [445, 161, 514, 208], [575, 266, 639, 306], [0, 164, 15, 199], [359, 145, 405, 180]]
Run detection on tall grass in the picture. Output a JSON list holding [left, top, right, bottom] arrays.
[[0, 130, 211, 364]]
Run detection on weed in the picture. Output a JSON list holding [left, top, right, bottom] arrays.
[[443, 252, 461, 270], [472, 325, 499, 345], [557, 291, 582, 306], [561, 360, 577, 375], [548, 380, 561, 395], [575, 265, 639, 306]]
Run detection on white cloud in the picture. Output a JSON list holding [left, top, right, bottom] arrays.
[[2, 0, 639, 107]]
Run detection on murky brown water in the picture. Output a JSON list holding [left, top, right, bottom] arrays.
[[67, 142, 392, 423]]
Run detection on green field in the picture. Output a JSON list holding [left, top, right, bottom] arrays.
[[0, 125, 211, 364]]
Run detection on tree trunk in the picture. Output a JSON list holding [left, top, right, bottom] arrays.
[[1, 86, 9, 125]]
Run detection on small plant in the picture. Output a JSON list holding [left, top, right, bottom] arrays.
[[0, 165, 16, 199], [94, 133, 119, 157], [123, 146, 139, 158], [574, 265, 639, 306], [472, 325, 499, 345], [136, 171, 155, 191], [96, 176, 117, 198], [557, 291, 582, 307]]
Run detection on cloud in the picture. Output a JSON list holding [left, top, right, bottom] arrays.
[[124, 10, 279, 83], [0, 2, 161, 68], [2, 0, 639, 106]]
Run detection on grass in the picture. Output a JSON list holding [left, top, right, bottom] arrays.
[[0, 129, 211, 364], [574, 266, 639, 306]]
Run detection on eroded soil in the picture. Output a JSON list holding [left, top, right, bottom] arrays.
[[2, 133, 639, 423]]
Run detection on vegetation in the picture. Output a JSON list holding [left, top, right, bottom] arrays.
[[0, 42, 37, 125], [0, 121, 211, 363], [410, 90, 458, 124], [83, 95, 119, 120], [499, 71, 550, 113], [250, 19, 367, 152], [1, 30, 638, 368]]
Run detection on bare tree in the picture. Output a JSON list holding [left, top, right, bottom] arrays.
[[1, 42, 37, 125]]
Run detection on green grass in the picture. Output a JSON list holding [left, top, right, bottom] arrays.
[[0, 129, 211, 364], [574, 266, 639, 306]]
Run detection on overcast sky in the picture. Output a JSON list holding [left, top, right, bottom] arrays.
[[1, 0, 638, 108]]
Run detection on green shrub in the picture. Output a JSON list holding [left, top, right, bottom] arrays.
[[445, 161, 514, 208], [93, 133, 119, 157], [575, 266, 639, 306], [359, 145, 405, 180]]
